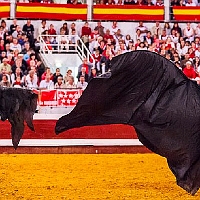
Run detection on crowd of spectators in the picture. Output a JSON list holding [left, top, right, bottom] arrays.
[[1, 18, 200, 91]]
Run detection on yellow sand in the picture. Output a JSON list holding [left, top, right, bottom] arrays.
[[0, 154, 199, 200]]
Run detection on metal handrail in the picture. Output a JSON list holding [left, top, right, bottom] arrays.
[[39, 34, 95, 67]]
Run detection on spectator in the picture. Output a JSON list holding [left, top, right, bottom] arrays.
[[195, 46, 200, 57], [0, 26, 5, 41], [90, 49, 102, 71], [151, 21, 163, 37], [76, 75, 88, 90], [177, 40, 189, 59], [53, 68, 63, 84], [89, 28, 99, 53], [21, 41, 31, 54], [171, 0, 181, 6], [0, 58, 11, 75], [81, 22, 91, 49], [12, 25, 23, 39], [114, 29, 125, 46], [78, 58, 93, 75], [48, 24, 56, 35], [89, 68, 98, 81], [54, 76, 65, 89], [180, 53, 191, 69], [99, 49, 113, 74], [10, 19, 18, 34], [39, 74, 54, 89], [22, 20, 35, 47], [183, 61, 197, 79], [5, 43, 12, 56], [124, 0, 135, 4], [1, 20, 8, 33], [135, 29, 144, 42], [136, 21, 148, 38], [10, 67, 25, 85], [144, 31, 153, 45], [60, 22, 69, 35], [125, 34, 134, 47], [183, 23, 195, 43], [155, 0, 164, 5], [110, 21, 118, 36], [12, 58, 27, 74], [12, 76, 24, 88], [0, 39, 5, 53], [59, 28, 69, 50], [25, 69, 38, 89], [195, 23, 200, 38], [163, 22, 171, 36], [38, 20, 48, 37], [77, 66, 89, 82], [135, 0, 145, 5], [7, 53, 14, 66], [0, 51, 7, 62], [94, 21, 105, 37], [0, 74, 10, 87], [103, 29, 115, 44], [10, 38, 22, 53], [69, 22, 78, 35], [170, 29, 179, 45], [65, 75, 76, 88], [69, 29, 79, 50], [41, 67, 53, 80], [171, 22, 182, 37], [63, 69, 74, 83]]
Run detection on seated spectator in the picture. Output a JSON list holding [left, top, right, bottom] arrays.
[[194, 56, 200, 72], [183, 23, 195, 43], [54, 76, 65, 89], [90, 49, 102, 71], [10, 38, 22, 53], [59, 28, 69, 50], [7, 53, 15, 66], [12, 76, 25, 88], [63, 69, 74, 83], [188, 47, 195, 59], [171, 0, 181, 6], [21, 41, 31, 55], [165, 36, 175, 51], [136, 21, 148, 38], [39, 74, 54, 89], [195, 23, 200, 38], [69, 22, 78, 35], [171, 22, 182, 37], [0, 39, 5, 53], [94, 21, 105, 37], [10, 67, 25, 85], [0, 58, 12, 75], [103, 29, 115, 45], [12, 25, 23, 39], [60, 23, 69, 35], [137, 42, 148, 50], [151, 21, 163, 37], [170, 29, 179, 45], [127, 41, 135, 52], [116, 41, 127, 53], [195, 46, 200, 58], [0, 74, 10, 87], [183, 61, 197, 79], [48, 24, 56, 35], [41, 67, 53, 80], [144, 31, 153, 45], [25, 69, 38, 89], [89, 68, 98, 81], [53, 68, 63, 84], [78, 58, 93, 76], [77, 66, 89, 82], [106, 0, 115, 5], [99, 49, 113, 74], [163, 22, 171, 36], [0, 26, 5, 41], [66, 76, 76, 89], [68, 29, 79, 51], [114, 29, 125, 46], [11, 58, 27, 75], [5, 43, 12, 56], [76, 75, 88, 90]]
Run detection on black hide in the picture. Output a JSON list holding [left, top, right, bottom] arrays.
[[55, 50, 200, 195], [0, 87, 38, 149]]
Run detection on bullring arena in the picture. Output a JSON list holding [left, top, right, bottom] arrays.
[[0, 0, 200, 199], [0, 117, 199, 199]]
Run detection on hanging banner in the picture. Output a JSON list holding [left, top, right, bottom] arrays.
[[172, 6, 200, 21], [93, 5, 164, 21], [39, 89, 83, 107], [0, 3, 10, 18], [16, 3, 87, 20]]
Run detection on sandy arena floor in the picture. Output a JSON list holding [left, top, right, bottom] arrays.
[[0, 154, 199, 200]]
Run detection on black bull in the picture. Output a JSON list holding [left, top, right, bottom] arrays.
[[55, 51, 200, 195]]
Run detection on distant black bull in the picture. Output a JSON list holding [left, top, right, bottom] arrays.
[[0, 87, 37, 149], [55, 51, 200, 195]]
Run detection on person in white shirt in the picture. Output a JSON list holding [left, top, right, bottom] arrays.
[[76, 75, 88, 90], [10, 38, 22, 53], [39, 74, 54, 89], [185, 0, 197, 6], [25, 69, 38, 89]]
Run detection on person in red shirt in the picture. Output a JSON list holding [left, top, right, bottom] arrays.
[[81, 22, 91, 49], [48, 24, 56, 35], [103, 29, 115, 45], [183, 61, 197, 79]]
